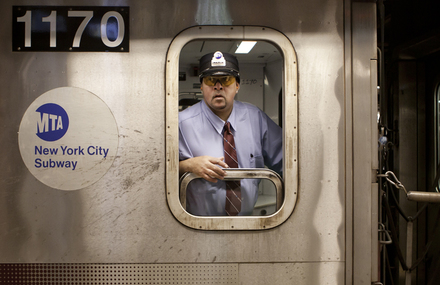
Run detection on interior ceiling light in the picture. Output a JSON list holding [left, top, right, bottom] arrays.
[[235, 41, 257, 54]]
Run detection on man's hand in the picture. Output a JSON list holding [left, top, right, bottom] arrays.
[[179, 156, 229, 182]]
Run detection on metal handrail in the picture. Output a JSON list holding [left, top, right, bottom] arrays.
[[378, 171, 440, 203], [179, 168, 284, 212]]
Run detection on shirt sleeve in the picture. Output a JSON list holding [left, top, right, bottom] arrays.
[[261, 112, 283, 176], [179, 125, 193, 161]]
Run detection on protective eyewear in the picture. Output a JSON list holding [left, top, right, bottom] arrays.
[[203, 76, 236, 86]]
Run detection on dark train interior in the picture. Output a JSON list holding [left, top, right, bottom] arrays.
[[378, 0, 440, 284]]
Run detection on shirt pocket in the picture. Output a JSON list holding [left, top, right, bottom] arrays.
[[249, 152, 264, 168]]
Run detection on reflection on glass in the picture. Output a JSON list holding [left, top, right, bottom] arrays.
[[253, 178, 277, 216], [183, 177, 278, 216]]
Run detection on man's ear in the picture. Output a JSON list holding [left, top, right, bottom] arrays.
[[236, 83, 240, 93]]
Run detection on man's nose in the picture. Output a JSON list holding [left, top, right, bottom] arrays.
[[214, 81, 224, 89]]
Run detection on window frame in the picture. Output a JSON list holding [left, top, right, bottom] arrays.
[[165, 26, 298, 230]]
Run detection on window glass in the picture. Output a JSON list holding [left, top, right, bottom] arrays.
[[179, 40, 283, 216]]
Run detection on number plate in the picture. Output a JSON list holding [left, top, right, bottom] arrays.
[[13, 6, 129, 52]]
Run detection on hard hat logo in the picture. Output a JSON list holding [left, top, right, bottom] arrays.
[[211, 51, 226, 67], [199, 51, 240, 83]]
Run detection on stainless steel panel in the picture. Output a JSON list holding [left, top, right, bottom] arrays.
[[239, 262, 344, 284], [0, 0, 378, 283], [1, 0, 344, 260], [351, 2, 377, 284], [344, 1, 354, 283]]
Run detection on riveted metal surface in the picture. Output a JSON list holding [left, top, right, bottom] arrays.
[[0, 0, 378, 283]]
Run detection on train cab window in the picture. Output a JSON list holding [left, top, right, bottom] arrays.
[[166, 26, 298, 230]]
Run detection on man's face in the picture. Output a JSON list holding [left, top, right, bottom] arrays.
[[201, 75, 239, 119]]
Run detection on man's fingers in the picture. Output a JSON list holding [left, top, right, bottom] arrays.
[[188, 156, 231, 182], [202, 174, 218, 183], [208, 167, 226, 179], [205, 166, 229, 182], [218, 161, 229, 168], [210, 157, 229, 169]]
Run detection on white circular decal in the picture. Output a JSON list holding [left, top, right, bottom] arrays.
[[18, 87, 119, 190]]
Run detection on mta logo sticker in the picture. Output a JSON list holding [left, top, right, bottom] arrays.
[[18, 87, 118, 191], [36, 103, 69, 141], [211, 51, 226, 67]]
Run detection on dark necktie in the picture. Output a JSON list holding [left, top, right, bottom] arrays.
[[223, 122, 241, 215]]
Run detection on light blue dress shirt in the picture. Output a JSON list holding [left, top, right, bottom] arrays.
[[179, 99, 282, 216]]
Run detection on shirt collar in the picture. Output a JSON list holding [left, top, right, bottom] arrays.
[[201, 100, 237, 134]]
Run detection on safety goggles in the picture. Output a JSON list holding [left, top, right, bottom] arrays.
[[202, 76, 236, 86]]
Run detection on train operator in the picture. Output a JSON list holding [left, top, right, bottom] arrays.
[[179, 51, 282, 216]]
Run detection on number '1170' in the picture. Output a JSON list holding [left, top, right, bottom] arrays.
[[16, 9, 126, 49]]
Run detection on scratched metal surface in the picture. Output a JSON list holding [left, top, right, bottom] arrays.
[[0, 0, 369, 284]]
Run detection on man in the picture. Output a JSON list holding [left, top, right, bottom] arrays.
[[179, 51, 282, 216]]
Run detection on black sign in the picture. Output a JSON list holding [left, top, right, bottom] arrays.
[[13, 6, 129, 52]]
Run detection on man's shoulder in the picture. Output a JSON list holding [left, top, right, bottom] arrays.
[[234, 100, 264, 115], [179, 102, 203, 123]]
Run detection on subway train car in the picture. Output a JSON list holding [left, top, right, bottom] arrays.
[[1, 0, 439, 284]]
